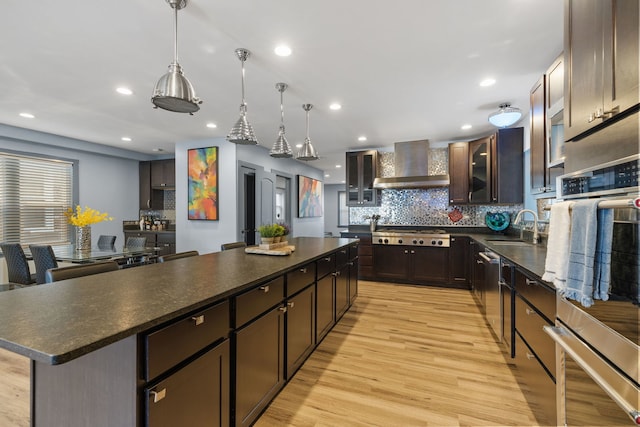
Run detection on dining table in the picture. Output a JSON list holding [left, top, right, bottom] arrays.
[[24, 244, 157, 264]]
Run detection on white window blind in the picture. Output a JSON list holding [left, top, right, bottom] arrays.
[[0, 152, 73, 245]]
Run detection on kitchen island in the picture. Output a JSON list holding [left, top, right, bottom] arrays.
[[0, 237, 358, 427]]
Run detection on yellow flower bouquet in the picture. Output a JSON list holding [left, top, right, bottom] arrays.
[[65, 205, 113, 227]]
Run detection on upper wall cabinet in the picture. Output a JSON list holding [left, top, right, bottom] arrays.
[[346, 151, 380, 207], [564, 0, 639, 142], [140, 159, 175, 210], [530, 54, 565, 196], [449, 128, 523, 205]]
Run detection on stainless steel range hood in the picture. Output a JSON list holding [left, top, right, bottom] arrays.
[[372, 140, 449, 189]]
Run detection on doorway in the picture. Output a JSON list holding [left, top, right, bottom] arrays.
[[238, 163, 276, 245]]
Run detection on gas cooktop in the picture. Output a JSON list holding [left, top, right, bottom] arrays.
[[371, 229, 450, 247]]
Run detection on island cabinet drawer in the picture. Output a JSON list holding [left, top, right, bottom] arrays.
[[515, 296, 555, 375], [286, 263, 316, 297], [145, 300, 230, 381], [349, 243, 359, 260], [235, 276, 285, 327], [514, 269, 556, 323], [317, 253, 336, 279], [336, 247, 349, 267]]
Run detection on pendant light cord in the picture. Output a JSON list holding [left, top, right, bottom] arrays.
[[241, 59, 246, 106], [173, 5, 179, 63], [305, 109, 310, 140], [280, 90, 285, 126]]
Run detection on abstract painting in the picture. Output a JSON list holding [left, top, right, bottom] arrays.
[[188, 146, 218, 220], [298, 175, 323, 218]]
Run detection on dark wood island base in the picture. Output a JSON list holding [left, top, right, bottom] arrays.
[[0, 237, 359, 427]]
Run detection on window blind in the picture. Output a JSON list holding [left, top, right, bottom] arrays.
[[0, 152, 73, 245]]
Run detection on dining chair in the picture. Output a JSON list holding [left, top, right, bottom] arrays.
[[220, 242, 247, 251], [0, 243, 36, 285], [115, 236, 149, 268], [97, 235, 117, 249], [45, 260, 119, 283], [157, 251, 199, 263], [29, 245, 59, 284]]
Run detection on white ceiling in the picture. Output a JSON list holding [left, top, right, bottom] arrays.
[[0, 0, 563, 183]]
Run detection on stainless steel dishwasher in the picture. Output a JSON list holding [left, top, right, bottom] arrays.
[[479, 250, 501, 339]]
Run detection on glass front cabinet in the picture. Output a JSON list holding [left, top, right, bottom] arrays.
[[346, 150, 380, 207]]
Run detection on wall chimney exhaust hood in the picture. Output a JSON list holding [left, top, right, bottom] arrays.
[[373, 140, 449, 189]]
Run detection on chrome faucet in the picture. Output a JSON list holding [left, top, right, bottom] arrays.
[[514, 209, 540, 244]]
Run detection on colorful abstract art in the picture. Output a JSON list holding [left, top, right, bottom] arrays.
[[188, 147, 219, 220], [298, 175, 323, 218]]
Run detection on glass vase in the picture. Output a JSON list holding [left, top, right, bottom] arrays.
[[75, 226, 91, 251]]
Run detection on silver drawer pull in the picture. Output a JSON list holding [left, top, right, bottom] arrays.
[[526, 352, 536, 360], [151, 388, 166, 403], [525, 278, 537, 286], [191, 315, 205, 326], [323, 257, 332, 262], [525, 308, 534, 316], [299, 268, 307, 273], [287, 301, 295, 308], [278, 306, 288, 313], [259, 285, 270, 293]]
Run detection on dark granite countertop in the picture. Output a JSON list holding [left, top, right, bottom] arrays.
[[0, 237, 355, 365]]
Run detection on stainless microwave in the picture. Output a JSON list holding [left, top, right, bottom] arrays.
[[556, 154, 639, 199]]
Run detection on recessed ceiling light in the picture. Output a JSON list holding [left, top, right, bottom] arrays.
[[19, 112, 35, 119], [274, 45, 292, 57], [325, 174, 330, 178], [116, 87, 133, 95], [329, 103, 342, 110], [341, 180, 345, 183], [206, 122, 217, 129], [152, 148, 164, 152], [121, 137, 132, 142], [295, 143, 303, 148], [358, 136, 367, 142], [335, 164, 342, 168], [461, 124, 472, 130], [479, 78, 496, 87]]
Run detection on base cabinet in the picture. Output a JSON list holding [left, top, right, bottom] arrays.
[[145, 340, 230, 427], [316, 274, 335, 342], [234, 306, 285, 427], [373, 245, 449, 285], [286, 284, 316, 379]]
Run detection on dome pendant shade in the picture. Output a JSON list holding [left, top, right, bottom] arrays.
[[152, 62, 201, 113], [227, 48, 258, 145], [151, 0, 201, 114], [488, 103, 522, 127], [296, 104, 319, 161], [270, 82, 293, 158]]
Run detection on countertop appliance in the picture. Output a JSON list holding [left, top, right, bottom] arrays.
[[544, 201, 640, 425], [479, 250, 501, 340], [371, 229, 450, 247]]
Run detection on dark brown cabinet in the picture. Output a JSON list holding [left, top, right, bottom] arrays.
[[530, 55, 565, 196], [346, 150, 380, 206], [316, 274, 335, 343], [448, 142, 469, 204], [564, 0, 639, 142], [449, 128, 523, 205], [373, 245, 449, 285], [145, 340, 230, 427], [340, 232, 373, 279], [348, 244, 359, 304], [124, 231, 175, 257], [285, 284, 315, 379], [140, 159, 176, 210], [335, 264, 350, 321], [471, 241, 486, 311], [513, 268, 557, 426], [448, 236, 470, 286]]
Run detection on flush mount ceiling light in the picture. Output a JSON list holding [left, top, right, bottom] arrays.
[[269, 83, 293, 158], [488, 103, 522, 127], [296, 104, 319, 161], [227, 48, 258, 145], [151, 0, 202, 114]]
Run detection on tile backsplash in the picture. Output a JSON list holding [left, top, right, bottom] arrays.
[[350, 150, 524, 228]]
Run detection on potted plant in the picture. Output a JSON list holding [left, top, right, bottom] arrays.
[[276, 222, 290, 242], [258, 223, 280, 245]]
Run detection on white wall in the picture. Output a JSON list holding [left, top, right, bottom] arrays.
[[324, 184, 347, 237], [175, 140, 325, 254]]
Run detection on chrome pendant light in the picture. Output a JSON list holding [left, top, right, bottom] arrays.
[[270, 83, 293, 158], [151, 0, 202, 114], [296, 104, 319, 161], [488, 103, 522, 127], [227, 48, 258, 145]]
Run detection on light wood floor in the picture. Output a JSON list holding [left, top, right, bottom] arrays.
[[256, 281, 545, 427], [0, 281, 546, 427]]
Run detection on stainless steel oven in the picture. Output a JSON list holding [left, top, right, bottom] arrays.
[[544, 205, 640, 426]]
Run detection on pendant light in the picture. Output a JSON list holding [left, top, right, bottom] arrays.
[[227, 48, 258, 145], [488, 103, 522, 127], [269, 83, 293, 158], [296, 104, 319, 161], [151, 0, 202, 114]]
